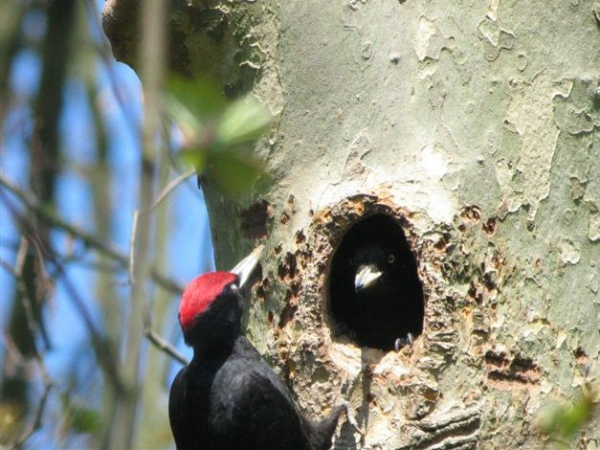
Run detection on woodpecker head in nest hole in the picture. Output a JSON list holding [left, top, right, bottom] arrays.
[[329, 214, 424, 351]]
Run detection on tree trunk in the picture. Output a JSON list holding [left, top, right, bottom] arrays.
[[103, 1, 599, 448]]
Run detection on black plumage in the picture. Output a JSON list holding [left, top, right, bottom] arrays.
[[169, 249, 345, 450], [329, 214, 424, 351]]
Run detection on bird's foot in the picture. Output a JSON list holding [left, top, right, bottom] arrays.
[[394, 333, 414, 352], [341, 401, 366, 436]]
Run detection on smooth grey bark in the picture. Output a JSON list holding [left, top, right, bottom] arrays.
[[103, 1, 599, 448]]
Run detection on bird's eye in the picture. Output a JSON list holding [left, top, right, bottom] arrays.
[[229, 283, 239, 292], [388, 254, 395, 264], [348, 257, 354, 266]]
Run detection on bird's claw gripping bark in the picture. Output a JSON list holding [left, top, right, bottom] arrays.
[[394, 332, 414, 352], [341, 401, 366, 436]]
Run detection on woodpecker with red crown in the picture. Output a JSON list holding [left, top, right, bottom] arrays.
[[169, 246, 348, 450]]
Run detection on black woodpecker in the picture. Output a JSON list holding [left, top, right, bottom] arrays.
[[169, 246, 348, 450], [329, 215, 424, 351]]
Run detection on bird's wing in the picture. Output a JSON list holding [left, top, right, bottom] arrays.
[[211, 340, 312, 449], [169, 366, 192, 449]]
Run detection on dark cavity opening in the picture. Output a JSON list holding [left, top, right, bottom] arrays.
[[328, 214, 424, 351]]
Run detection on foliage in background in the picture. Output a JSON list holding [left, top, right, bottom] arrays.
[[167, 76, 273, 196], [0, 1, 272, 448], [537, 382, 600, 449]]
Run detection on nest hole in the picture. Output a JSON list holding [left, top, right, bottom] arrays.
[[328, 214, 424, 351]]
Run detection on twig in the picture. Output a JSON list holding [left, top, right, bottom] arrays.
[[0, 173, 183, 294], [151, 168, 195, 211], [145, 329, 188, 365], [12, 372, 52, 450], [10, 239, 54, 450], [0, 145, 188, 370], [54, 259, 125, 394], [130, 206, 187, 364], [1, 192, 125, 394], [129, 209, 139, 285], [0, 258, 17, 277]]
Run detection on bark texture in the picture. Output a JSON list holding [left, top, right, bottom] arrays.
[[103, 1, 599, 448]]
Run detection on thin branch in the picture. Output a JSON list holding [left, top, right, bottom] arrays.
[[151, 168, 195, 211], [54, 259, 125, 394], [145, 330, 188, 365], [128, 203, 186, 364], [12, 374, 52, 450], [14, 240, 37, 345], [10, 239, 54, 450], [1, 191, 126, 394], [4, 247, 127, 278], [129, 209, 139, 285], [0, 157, 188, 372], [0, 258, 18, 277], [0, 173, 183, 294]]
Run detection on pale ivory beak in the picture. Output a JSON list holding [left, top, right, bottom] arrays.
[[354, 264, 382, 291], [231, 245, 264, 287]]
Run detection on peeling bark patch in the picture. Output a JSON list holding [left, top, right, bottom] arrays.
[[553, 78, 597, 136], [403, 405, 481, 450], [570, 178, 586, 201], [484, 350, 541, 386], [467, 282, 484, 304], [405, 386, 441, 421], [477, 17, 514, 61], [433, 233, 451, 252], [255, 284, 266, 303], [427, 71, 447, 109], [589, 208, 600, 242], [558, 239, 581, 266], [414, 17, 450, 62], [239, 200, 271, 239], [497, 74, 572, 220]]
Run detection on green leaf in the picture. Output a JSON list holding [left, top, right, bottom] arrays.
[[179, 148, 208, 173], [209, 149, 267, 196], [69, 405, 102, 434], [217, 97, 273, 145], [166, 76, 274, 196], [538, 389, 597, 442], [165, 94, 206, 142], [166, 76, 225, 118], [60, 394, 102, 435]]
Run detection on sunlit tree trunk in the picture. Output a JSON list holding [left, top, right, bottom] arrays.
[[103, 1, 599, 448]]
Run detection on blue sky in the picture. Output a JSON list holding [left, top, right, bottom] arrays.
[[0, 5, 214, 445], [1, 58, 215, 358]]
